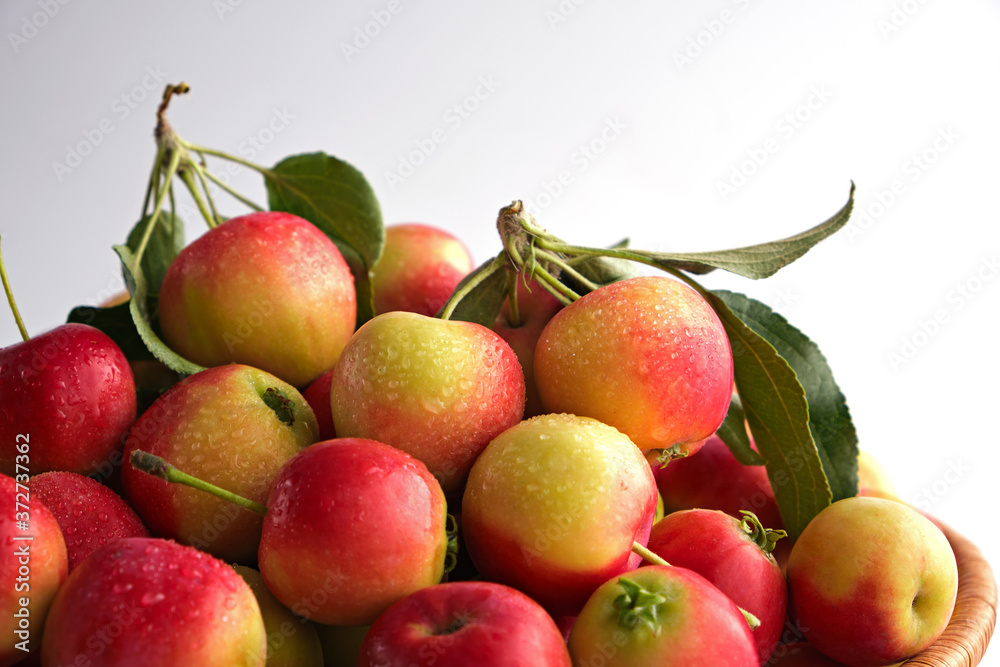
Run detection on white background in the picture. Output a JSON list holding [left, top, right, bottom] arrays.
[[2, 0, 998, 660]]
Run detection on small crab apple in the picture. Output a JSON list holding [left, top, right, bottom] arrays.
[[370, 223, 474, 317], [534, 276, 733, 456], [462, 414, 657, 617], [331, 311, 525, 492], [158, 211, 356, 388]]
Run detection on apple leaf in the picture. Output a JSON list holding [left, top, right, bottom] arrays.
[[562, 243, 641, 295], [437, 255, 509, 327], [714, 290, 859, 502], [265, 152, 385, 326], [125, 211, 185, 297], [716, 394, 766, 466], [704, 291, 831, 540], [67, 302, 156, 362], [114, 244, 205, 376], [585, 183, 854, 280]]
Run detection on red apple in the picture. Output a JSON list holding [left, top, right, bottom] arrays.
[[786, 496, 958, 666], [29, 471, 148, 572], [122, 364, 318, 562], [0, 473, 67, 666], [158, 211, 356, 387], [568, 566, 758, 666], [258, 438, 448, 626], [358, 581, 572, 666], [462, 413, 657, 616], [534, 275, 733, 456], [0, 323, 136, 476], [645, 509, 787, 664], [330, 311, 525, 492], [370, 223, 474, 317], [492, 275, 564, 418], [41, 537, 266, 666], [301, 368, 337, 441]]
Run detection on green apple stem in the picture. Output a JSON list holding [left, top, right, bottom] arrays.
[[739, 510, 787, 554], [0, 235, 30, 342], [504, 271, 522, 327], [632, 541, 670, 567], [129, 450, 268, 516]]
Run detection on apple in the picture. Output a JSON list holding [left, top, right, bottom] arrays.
[[461, 413, 657, 616], [764, 643, 854, 666], [41, 537, 266, 666], [258, 438, 449, 626], [301, 368, 337, 441], [786, 496, 959, 666], [650, 435, 789, 564], [370, 223, 474, 317], [158, 211, 356, 388], [29, 471, 148, 572], [0, 323, 137, 477], [568, 566, 758, 666], [121, 364, 318, 563], [857, 450, 897, 497], [358, 581, 572, 666], [534, 275, 733, 456], [330, 311, 525, 492], [233, 565, 324, 667], [0, 474, 67, 666], [645, 509, 787, 664], [492, 275, 564, 418]]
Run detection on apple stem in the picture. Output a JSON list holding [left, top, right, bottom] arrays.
[[0, 235, 30, 342], [505, 271, 522, 327], [130, 450, 268, 516], [632, 541, 671, 567], [739, 510, 787, 555]]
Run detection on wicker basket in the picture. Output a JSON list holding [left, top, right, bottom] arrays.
[[904, 521, 997, 666]]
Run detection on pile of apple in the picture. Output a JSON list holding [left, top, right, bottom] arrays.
[[0, 85, 966, 667]]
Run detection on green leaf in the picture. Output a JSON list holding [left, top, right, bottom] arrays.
[[436, 255, 509, 327], [716, 393, 766, 466], [562, 243, 641, 295], [67, 302, 155, 362], [704, 291, 831, 540], [714, 290, 859, 501], [125, 211, 185, 296], [613, 183, 855, 279], [114, 244, 206, 376], [264, 152, 385, 326]]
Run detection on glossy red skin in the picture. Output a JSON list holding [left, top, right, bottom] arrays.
[[121, 364, 318, 563], [646, 509, 787, 664], [568, 566, 758, 666], [29, 471, 148, 572], [259, 439, 448, 626], [358, 581, 572, 666], [159, 211, 356, 388], [0, 474, 67, 666], [41, 538, 266, 667], [462, 414, 657, 617], [534, 276, 733, 454], [301, 368, 337, 441], [652, 435, 791, 565], [0, 323, 136, 476], [371, 223, 474, 317], [492, 276, 564, 418]]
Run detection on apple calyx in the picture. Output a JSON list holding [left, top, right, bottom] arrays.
[[613, 577, 669, 634], [655, 444, 691, 466], [739, 510, 787, 555], [0, 234, 31, 342], [260, 387, 295, 426], [129, 449, 268, 516]]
